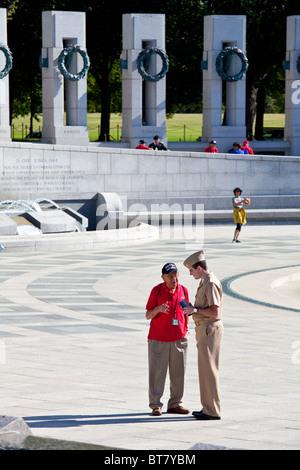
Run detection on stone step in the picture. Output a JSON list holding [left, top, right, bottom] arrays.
[[204, 208, 300, 222], [126, 195, 300, 211], [126, 207, 300, 223]]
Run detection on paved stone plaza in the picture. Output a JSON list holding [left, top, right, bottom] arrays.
[[0, 222, 299, 450]]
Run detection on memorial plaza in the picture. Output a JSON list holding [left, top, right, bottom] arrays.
[[0, 9, 299, 452], [0, 221, 299, 450]]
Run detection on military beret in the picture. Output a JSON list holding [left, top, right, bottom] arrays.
[[183, 251, 205, 268]]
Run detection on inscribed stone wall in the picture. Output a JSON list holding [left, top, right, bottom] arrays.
[[0, 143, 299, 202]]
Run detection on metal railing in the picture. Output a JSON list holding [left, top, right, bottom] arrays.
[[11, 123, 122, 142]]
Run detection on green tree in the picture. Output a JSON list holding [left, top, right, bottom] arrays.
[[0, 0, 18, 15]]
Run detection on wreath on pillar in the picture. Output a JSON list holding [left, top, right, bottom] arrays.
[[58, 45, 90, 81], [0, 43, 13, 79], [137, 47, 169, 82], [216, 46, 248, 82]]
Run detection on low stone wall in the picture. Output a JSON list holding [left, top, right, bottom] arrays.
[[0, 223, 159, 252], [0, 142, 299, 228]]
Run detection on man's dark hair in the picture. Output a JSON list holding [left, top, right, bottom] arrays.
[[192, 260, 207, 270]]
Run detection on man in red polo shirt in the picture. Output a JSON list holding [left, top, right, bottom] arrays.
[[135, 139, 150, 150], [204, 140, 218, 153], [146, 262, 190, 416]]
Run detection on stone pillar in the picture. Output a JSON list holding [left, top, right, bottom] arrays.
[[0, 8, 11, 142], [41, 10, 89, 146], [121, 13, 167, 148], [284, 16, 300, 156], [202, 15, 247, 152]]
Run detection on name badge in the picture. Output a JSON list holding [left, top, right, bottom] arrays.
[[172, 319, 179, 326]]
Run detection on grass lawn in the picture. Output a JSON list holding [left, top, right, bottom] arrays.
[[11, 113, 285, 142]]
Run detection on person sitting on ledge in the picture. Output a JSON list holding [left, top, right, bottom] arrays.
[[228, 142, 248, 154], [204, 140, 218, 153], [135, 139, 150, 150], [241, 140, 254, 155], [149, 135, 169, 151]]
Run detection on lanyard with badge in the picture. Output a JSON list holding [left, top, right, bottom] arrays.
[[169, 290, 179, 325]]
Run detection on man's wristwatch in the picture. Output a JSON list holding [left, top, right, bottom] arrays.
[[188, 307, 198, 316]]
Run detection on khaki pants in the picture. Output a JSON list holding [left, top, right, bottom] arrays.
[[195, 320, 223, 417], [148, 337, 188, 410]]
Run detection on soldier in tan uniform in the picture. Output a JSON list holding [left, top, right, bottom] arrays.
[[183, 251, 223, 420]]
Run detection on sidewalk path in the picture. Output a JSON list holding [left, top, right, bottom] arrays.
[[0, 223, 299, 450]]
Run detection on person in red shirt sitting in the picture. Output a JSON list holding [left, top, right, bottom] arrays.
[[241, 140, 254, 155], [204, 140, 218, 153], [146, 262, 190, 416], [135, 139, 150, 150]]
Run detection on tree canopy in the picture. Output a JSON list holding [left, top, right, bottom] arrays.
[[3, 0, 300, 140]]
